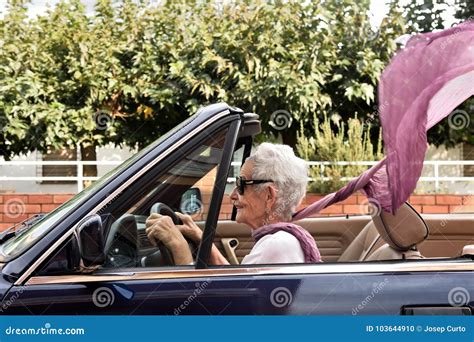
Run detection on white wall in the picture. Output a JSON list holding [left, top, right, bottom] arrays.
[[416, 144, 470, 194], [0, 145, 136, 193]]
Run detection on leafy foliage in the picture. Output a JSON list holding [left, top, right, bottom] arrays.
[[0, 0, 406, 160], [402, 0, 448, 32], [297, 113, 383, 193], [455, 0, 474, 20], [0, 0, 470, 162]]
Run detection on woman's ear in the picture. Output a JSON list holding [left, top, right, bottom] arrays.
[[266, 185, 278, 208]]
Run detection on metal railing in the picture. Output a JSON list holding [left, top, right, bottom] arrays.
[[1, 160, 473, 193], [307, 160, 474, 192], [0, 160, 122, 192]]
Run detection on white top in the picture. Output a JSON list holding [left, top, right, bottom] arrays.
[[241, 231, 305, 264]]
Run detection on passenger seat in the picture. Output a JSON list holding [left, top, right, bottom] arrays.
[[339, 202, 429, 261]]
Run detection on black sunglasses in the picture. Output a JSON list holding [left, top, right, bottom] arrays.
[[235, 176, 273, 195]]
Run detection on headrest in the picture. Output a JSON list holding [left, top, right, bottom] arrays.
[[372, 202, 429, 251]]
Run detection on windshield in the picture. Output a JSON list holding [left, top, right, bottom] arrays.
[[0, 114, 198, 261]]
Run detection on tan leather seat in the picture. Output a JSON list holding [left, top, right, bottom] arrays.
[[338, 221, 382, 261], [339, 202, 429, 261]]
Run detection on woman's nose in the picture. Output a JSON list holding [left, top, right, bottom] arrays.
[[230, 186, 238, 200]]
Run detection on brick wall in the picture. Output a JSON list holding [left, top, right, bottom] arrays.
[[0, 194, 74, 231], [1, 193, 472, 231], [218, 193, 474, 219]]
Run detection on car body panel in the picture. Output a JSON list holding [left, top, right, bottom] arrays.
[[3, 261, 473, 315]]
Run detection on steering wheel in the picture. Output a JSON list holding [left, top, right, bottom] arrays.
[[143, 203, 199, 266], [104, 214, 138, 268]]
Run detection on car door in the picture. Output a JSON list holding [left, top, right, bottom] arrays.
[[0, 104, 249, 315], [6, 256, 472, 315]]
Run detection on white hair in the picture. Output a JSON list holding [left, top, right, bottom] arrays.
[[247, 142, 308, 220]]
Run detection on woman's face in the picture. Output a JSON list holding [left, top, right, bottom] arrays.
[[229, 160, 269, 229]]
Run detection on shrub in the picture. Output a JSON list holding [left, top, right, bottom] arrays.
[[297, 113, 383, 193]]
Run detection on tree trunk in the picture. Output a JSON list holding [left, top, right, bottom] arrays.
[[462, 142, 474, 177], [281, 127, 298, 150], [80, 144, 97, 189]]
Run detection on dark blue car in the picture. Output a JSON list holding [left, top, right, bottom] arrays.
[[0, 103, 472, 315]]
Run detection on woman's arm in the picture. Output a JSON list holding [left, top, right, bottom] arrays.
[[168, 238, 194, 264], [176, 213, 230, 265], [209, 244, 230, 265]]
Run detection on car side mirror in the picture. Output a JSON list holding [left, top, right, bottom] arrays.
[[76, 214, 105, 267], [179, 187, 203, 215], [37, 235, 81, 276]]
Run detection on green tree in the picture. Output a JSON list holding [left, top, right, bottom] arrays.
[[5, 0, 459, 170], [297, 113, 383, 193], [455, 0, 474, 20], [402, 0, 447, 32], [0, 0, 121, 177]]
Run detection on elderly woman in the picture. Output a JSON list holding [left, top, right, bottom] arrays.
[[146, 143, 321, 265]]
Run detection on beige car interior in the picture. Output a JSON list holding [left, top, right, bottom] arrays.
[[197, 202, 473, 264], [339, 202, 428, 261]]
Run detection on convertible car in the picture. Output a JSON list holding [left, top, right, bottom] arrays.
[[0, 103, 472, 315]]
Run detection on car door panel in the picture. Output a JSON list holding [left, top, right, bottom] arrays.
[[3, 265, 472, 315], [420, 214, 474, 257]]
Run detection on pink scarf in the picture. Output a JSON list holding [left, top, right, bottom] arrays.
[[292, 21, 474, 218], [252, 222, 322, 263]]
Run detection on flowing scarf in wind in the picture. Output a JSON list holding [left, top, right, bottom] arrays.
[[291, 21, 474, 219]]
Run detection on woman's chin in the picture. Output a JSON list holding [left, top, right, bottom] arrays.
[[235, 212, 247, 225]]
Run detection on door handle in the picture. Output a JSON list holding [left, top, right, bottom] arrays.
[[402, 306, 472, 315], [221, 238, 239, 265]]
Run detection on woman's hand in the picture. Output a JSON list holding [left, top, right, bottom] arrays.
[[145, 213, 192, 264], [175, 212, 203, 243]]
